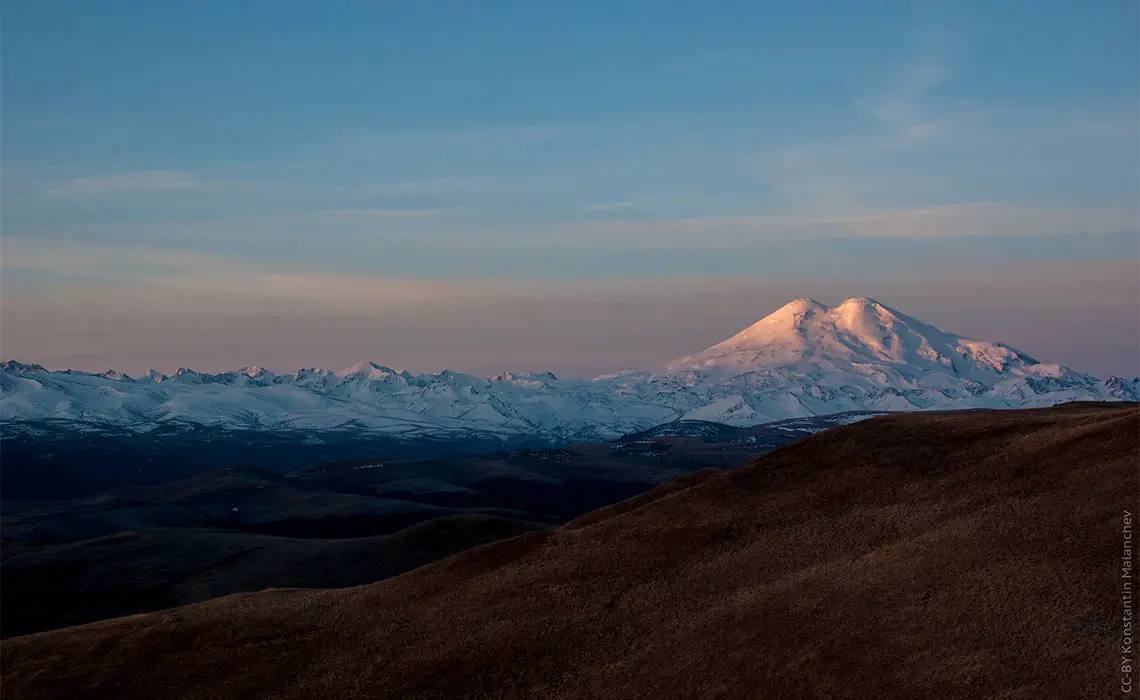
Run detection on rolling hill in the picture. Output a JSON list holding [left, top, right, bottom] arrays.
[[4, 402, 1135, 699]]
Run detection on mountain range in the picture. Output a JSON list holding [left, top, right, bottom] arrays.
[[3, 297, 1136, 441]]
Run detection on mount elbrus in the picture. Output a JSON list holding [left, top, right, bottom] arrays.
[[2, 297, 1136, 440]]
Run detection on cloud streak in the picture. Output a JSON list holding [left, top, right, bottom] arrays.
[[538, 202, 1138, 250], [46, 170, 202, 197]]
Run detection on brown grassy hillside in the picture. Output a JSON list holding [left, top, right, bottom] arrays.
[[3, 403, 1137, 700]]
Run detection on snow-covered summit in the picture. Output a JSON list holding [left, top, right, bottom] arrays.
[[1, 361, 47, 374], [337, 361, 408, 380], [239, 366, 274, 379], [2, 297, 1135, 440], [658, 296, 1034, 378]]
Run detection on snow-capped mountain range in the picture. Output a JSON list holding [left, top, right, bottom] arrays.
[[3, 297, 1136, 441]]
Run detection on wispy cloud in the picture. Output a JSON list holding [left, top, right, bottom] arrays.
[[743, 19, 966, 212], [541, 202, 1139, 250], [0, 238, 507, 310], [46, 170, 202, 197], [584, 201, 637, 213], [857, 55, 950, 146], [854, 14, 963, 148], [746, 95, 1139, 216], [808, 201, 1139, 239]]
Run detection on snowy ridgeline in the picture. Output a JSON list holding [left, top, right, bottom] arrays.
[[2, 298, 1137, 440]]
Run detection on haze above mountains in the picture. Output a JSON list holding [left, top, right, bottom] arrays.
[[3, 297, 1136, 441]]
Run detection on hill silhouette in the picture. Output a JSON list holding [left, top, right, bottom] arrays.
[[0, 514, 549, 638], [3, 403, 1136, 700]]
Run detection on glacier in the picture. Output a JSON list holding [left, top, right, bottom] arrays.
[[2, 297, 1136, 441]]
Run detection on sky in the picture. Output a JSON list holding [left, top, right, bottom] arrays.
[[2, 0, 1138, 377]]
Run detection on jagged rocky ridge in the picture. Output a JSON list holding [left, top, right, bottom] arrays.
[[3, 297, 1136, 440]]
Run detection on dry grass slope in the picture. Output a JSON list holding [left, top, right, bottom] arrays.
[[3, 403, 1137, 700]]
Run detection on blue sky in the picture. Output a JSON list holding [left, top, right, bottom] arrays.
[[2, 1, 1138, 375]]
